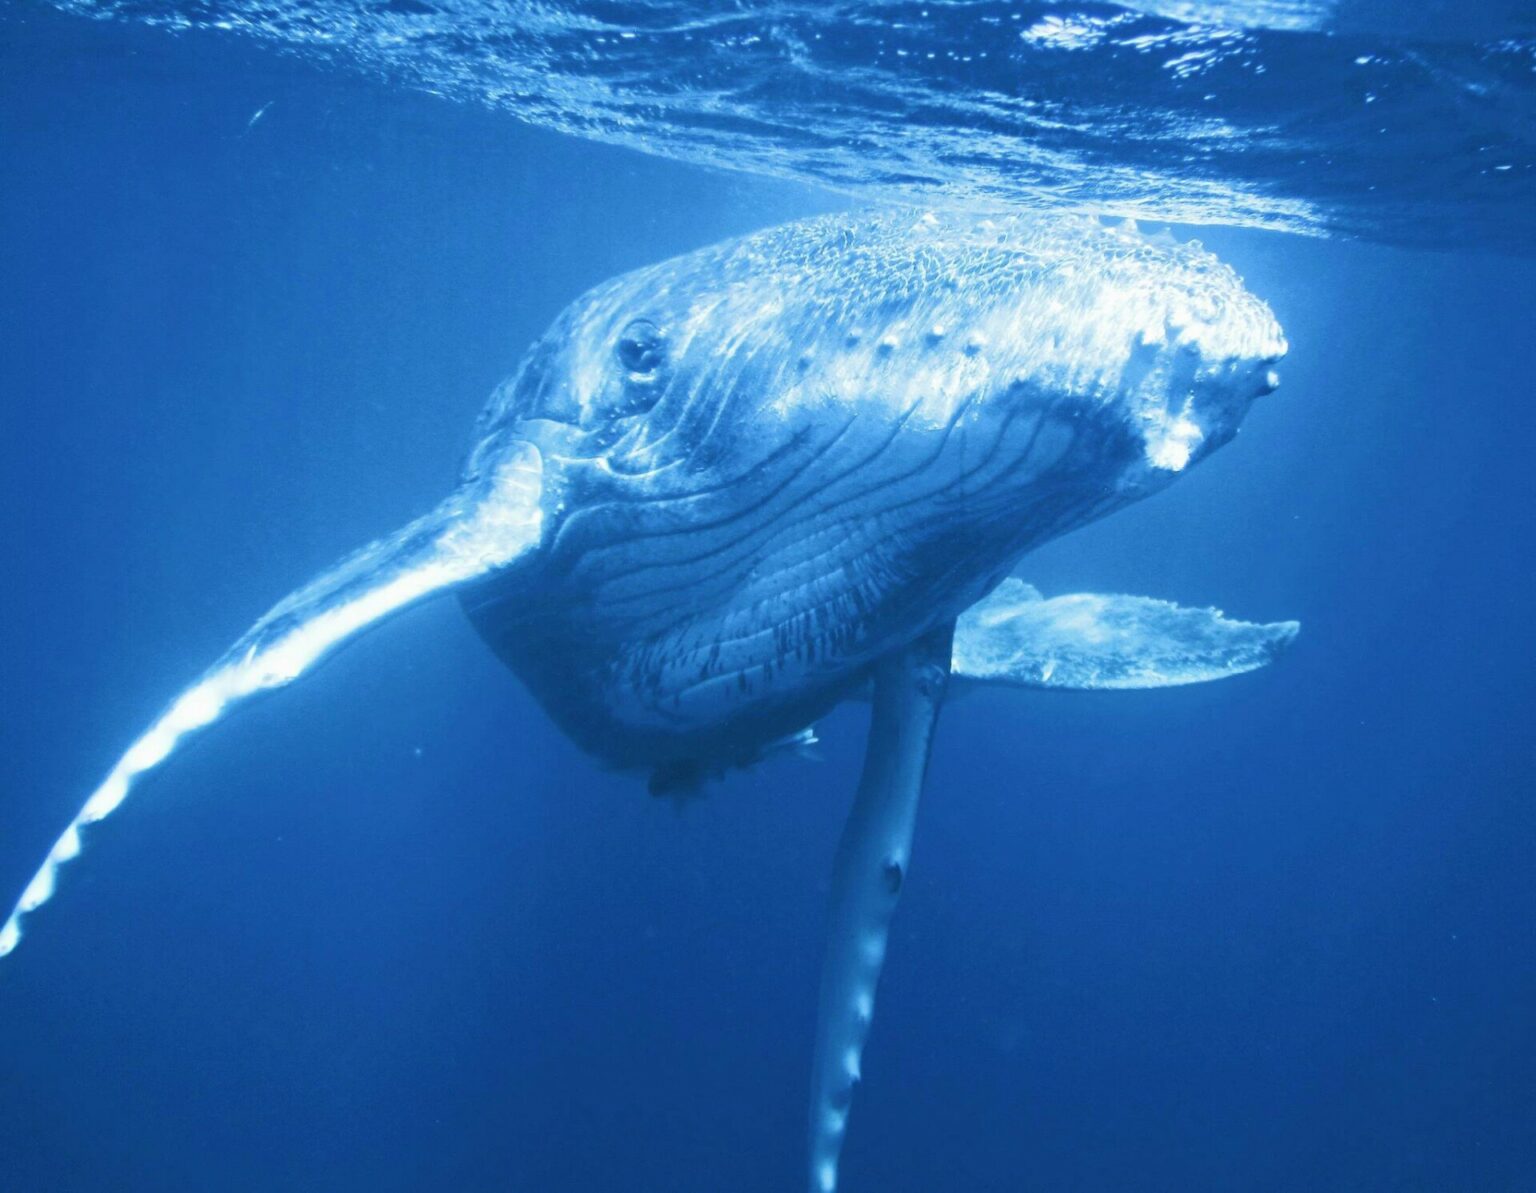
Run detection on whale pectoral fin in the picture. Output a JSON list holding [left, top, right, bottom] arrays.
[[809, 621, 953, 1193], [951, 576, 1299, 692], [1, 442, 545, 960]]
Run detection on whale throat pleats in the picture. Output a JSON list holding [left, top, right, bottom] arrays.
[[0, 444, 544, 959]]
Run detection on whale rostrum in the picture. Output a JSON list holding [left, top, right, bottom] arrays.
[[2, 209, 1295, 1192]]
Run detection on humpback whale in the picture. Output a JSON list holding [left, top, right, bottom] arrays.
[[2, 209, 1295, 1192]]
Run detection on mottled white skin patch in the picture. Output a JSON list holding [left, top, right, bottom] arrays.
[[952, 577, 1299, 690], [809, 625, 952, 1193], [0, 447, 543, 959]]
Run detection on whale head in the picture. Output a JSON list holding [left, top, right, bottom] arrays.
[[471, 211, 1283, 488], [462, 211, 1285, 777]]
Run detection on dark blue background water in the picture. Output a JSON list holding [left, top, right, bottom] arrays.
[[2, 6, 1534, 1190]]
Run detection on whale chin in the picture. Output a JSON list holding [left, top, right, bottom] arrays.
[[460, 565, 857, 788]]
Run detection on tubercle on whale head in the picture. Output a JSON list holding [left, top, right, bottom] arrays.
[[1114, 231, 1287, 481], [954, 215, 1288, 486]]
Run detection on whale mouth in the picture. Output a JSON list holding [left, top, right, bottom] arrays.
[[1142, 351, 1285, 475]]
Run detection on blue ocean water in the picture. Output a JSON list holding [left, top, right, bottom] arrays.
[[1, 2, 1534, 1191]]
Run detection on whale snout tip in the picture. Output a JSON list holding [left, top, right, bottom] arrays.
[[1252, 325, 1288, 395], [1222, 299, 1286, 399]]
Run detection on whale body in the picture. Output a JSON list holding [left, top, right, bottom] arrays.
[[2, 209, 1294, 1193], [461, 210, 1286, 787]]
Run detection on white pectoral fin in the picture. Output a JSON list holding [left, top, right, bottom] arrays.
[[1, 442, 544, 961], [952, 577, 1299, 692], [809, 623, 953, 1193]]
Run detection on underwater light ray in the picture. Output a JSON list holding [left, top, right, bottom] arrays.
[[0, 445, 544, 959]]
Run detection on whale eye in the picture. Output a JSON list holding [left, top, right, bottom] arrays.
[[616, 318, 666, 376]]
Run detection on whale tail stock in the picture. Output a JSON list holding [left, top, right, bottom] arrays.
[[0, 442, 544, 960]]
